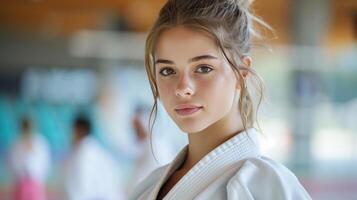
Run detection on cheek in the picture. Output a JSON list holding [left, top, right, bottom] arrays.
[[199, 73, 237, 122], [199, 72, 236, 103], [157, 79, 175, 104]]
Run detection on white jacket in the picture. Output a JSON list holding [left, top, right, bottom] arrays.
[[130, 128, 312, 200], [65, 136, 125, 200], [10, 133, 50, 183]]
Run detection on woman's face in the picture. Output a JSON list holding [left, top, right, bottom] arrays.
[[155, 26, 240, 133]]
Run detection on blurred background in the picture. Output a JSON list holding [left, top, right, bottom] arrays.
[[0, 0, 356, 199]]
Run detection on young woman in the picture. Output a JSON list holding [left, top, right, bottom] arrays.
[[130, 0, 312, 199]]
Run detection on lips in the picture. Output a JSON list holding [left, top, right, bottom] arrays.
[[174, 104, 203, 116]]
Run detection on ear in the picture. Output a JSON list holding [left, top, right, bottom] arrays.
[[235, 55, 252, 90], [241, 55, 252, 78]]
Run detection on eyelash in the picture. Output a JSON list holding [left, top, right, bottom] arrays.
[[159, 67, 175, 76], [159, 65, 214, 76]]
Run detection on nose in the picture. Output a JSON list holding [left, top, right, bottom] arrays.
[[175, 74, 194, 98]]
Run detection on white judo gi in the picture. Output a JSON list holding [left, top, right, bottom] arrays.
[[130, 128, 312, 200]]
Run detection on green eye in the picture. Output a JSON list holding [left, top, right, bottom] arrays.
[[196, 65, 213, 73], [159, 67, 175, 76]]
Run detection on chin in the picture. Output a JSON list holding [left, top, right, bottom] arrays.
[[176, 120, 208, 134]]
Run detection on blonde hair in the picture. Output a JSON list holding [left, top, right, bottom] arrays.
[[145, 0, 270, 135]]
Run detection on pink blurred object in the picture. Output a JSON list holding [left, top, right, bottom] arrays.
[[13, 177, 46, 200]]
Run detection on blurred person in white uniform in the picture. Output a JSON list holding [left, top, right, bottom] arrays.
[[64, 115, 125, 200], [128, 106, 174, 193], [9, 117, 50, 200], [129, 0, 312, 199]]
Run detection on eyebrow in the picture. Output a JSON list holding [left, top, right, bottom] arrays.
[[155, 54, 218, 65]]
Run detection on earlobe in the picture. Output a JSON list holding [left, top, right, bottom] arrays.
[[241, 70, 249, 78]]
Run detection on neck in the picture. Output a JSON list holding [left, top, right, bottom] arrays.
[[181, 102, 246, 171]]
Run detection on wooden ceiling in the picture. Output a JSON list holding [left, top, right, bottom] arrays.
[[0, 0, 356, 45], [0, 0, 166, 33]]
